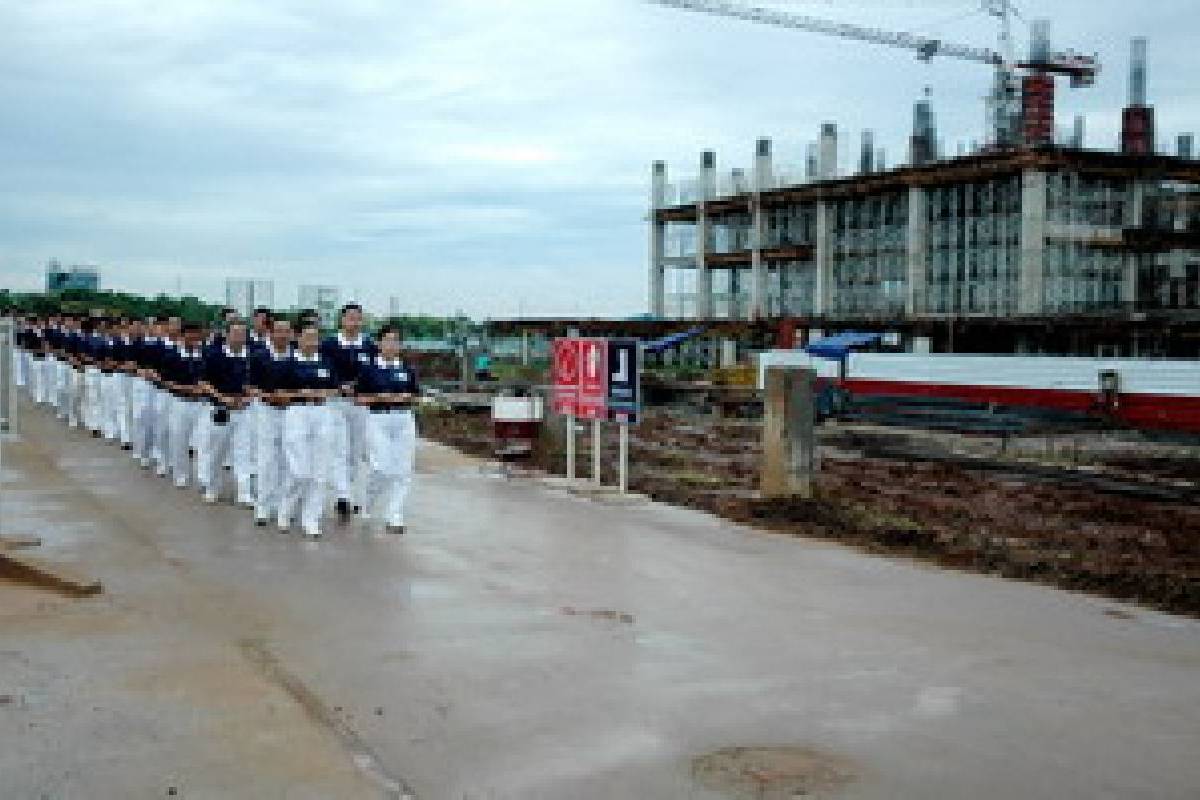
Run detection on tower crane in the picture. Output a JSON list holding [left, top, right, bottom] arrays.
[[644, 0, 1099, 148]]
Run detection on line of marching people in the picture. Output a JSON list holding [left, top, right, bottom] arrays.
[[11, 303, 419, 539]]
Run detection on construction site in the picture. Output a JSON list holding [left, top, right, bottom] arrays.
[[647, 2, 1200, 359]]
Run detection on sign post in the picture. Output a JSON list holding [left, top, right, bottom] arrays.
[[606, 338, 641, 494], [576, 338, 608, 485], [551, 338, 581, 481]]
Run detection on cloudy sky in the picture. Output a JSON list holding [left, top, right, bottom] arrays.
[[2, 0, 1197, 317]]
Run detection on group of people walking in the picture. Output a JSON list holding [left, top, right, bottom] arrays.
[[12, 304, 419, 539]]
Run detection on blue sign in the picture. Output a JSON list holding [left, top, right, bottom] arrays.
[[606, 338, 640, 424]]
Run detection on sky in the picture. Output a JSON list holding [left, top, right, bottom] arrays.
[[2, 0, 1198, 318]]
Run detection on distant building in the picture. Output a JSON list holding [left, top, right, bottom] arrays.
[[298, 285, 341, 329], [225, 278, 275, 319], [46, 260, 100, 294]]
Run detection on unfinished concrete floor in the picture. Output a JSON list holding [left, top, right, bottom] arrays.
[[2, 400, 1199, 799]]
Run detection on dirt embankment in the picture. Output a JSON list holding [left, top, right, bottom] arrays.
[[418, 407, 1200, 617]]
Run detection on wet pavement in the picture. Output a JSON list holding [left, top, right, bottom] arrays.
[[2, 400, 1199, 799]]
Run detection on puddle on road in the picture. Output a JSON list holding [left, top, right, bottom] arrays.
[[691, 745, 858, 799]]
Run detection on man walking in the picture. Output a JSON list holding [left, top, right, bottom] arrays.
[[355, 325, 419, 534], [320, 303, 377, 523]]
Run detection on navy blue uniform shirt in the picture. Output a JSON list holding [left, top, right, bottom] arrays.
[[319, 333, 378, 385], [248, 345, 292, 392], [356, 357, 420, 396], [160, 346, 206, 387], [204, 346, 252, 395], [281, 352, 339, 392]]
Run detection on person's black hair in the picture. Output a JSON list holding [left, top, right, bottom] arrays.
[[377, 324, 400, 339], [253, 307, 271, 318], [181, 322, 202, 334], [339, 302, 363, 319], [298, 322, 320, 336], [227, 319, 248, 330]]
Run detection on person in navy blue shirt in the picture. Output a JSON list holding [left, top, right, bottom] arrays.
[[320, 303, 378, 521], [354, 325, 419, 534], [160, 322, 208, 489], [276, 322, 339, 538], [249, 318, 294, 525], [196, 321, 255, 505]]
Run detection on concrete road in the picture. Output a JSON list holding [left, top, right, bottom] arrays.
[[2, 400, 1199, 799]]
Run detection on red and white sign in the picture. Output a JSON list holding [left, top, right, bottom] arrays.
[[551, 338, 580, 415], [576, 337, 608, 420]]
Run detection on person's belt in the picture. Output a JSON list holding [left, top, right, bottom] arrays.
[[368, 403, 414, 413], [289, 397, 326, 406]]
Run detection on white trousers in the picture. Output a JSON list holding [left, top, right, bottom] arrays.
[[14, 349, 27, 387], [130, 378, 154, 461], [67, 368, 85, 427], [50, 359, 69, 416], [196, 406, 255, 500], [152, 388, 171, 467], [278, 404, 334, 533], [29, 358, 48, 403], [255, 404, 285, 518], [167, 396, 200, 485], [364, 409, 417, 527], [100, 372, 124, 440], [82, 368, 103, 432]]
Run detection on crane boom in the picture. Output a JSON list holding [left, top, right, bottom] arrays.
[[646, 0, 1001, 65], [645, 0, 1097, 84]]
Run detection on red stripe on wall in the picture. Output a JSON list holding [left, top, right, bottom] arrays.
[[842, 379, 1200, 434]]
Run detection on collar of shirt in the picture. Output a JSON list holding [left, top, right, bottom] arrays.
[[337, 332, 364, 347], [178, 347, 204, 359], [223, 345, 248, 358], [122, 336, 132, 345], [294, 352, 321, 363], [269, 346, 290, 359], [375, 357, 405, 369]]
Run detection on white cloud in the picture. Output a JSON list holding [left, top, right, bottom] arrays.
[[1, 0, 1199, 316]]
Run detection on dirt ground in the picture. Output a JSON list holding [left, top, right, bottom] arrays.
[[419, 407, 1200, 616]]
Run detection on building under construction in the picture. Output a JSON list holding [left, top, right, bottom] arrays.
[[647, 25, 1200, 355]]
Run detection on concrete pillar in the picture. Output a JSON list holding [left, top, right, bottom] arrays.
[[696, 150, 716, 319], [520, 330, 531, 367], [649, 161, 667, 317], [760, 367, 816, 499], [906, 186, 928, 316], [750, 138, 772, 319], [818, 123, 838, 180], [814, 200, 834, 315], [1122, 180, 1148, 307], [1018, 170, 1048, 315], [720, 339, 738, 368]]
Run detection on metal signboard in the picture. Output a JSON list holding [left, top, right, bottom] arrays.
[[575, 337, 608, 420], [550, 337, 580, 415], [606, 337, 641, 424]]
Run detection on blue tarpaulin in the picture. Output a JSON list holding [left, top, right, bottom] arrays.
[[644, 325, 707, 354], [804, 331, 881, 361]]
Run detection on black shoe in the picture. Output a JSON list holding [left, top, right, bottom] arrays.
[[336, 499, 351, 523], [91, 430, 100, 438], [120, 444, 132, 451]]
